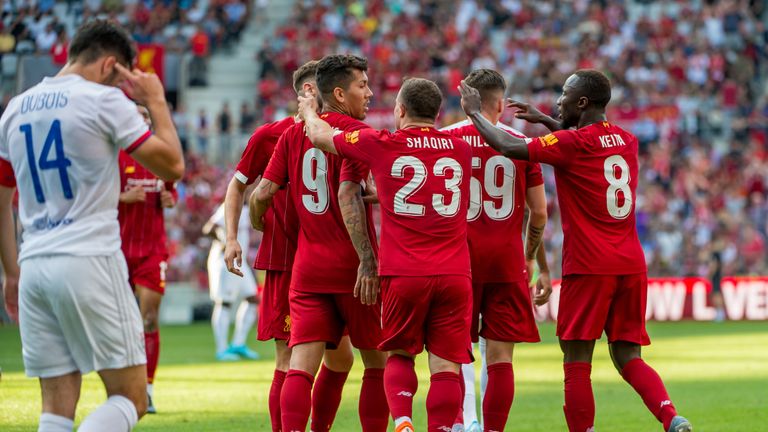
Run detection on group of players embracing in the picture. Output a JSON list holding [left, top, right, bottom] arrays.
[[222, 53, 693, 432], [0, 19, 693, 432]]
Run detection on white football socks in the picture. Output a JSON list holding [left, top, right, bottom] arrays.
[[461, 361, 478, 426], [231, 300, 257, 347], [479, 337, 488, 400], [38, 413, 73, 432], [77, 395, 138, 432], [211, 303, 231, 353]]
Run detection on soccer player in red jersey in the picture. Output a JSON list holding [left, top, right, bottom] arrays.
[[442, 69, 552, 432], [117, 105, 177, 415], [459, 70, 692, 432], [251, 54, 388, 432], [300, 77, 472, 432], [223, 60, 357, 432]]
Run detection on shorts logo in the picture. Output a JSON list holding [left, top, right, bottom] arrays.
[[396, 391, 413, 397], [542, 133, 558, 147], [345, 130, 360, 144], [283, 315, 291, 332]]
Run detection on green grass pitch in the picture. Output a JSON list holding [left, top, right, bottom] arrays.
[[1, 321, 767, 431]]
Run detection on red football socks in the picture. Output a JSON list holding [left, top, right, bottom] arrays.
[[483, 362, 514, 432], [563, 362, 594, 432], [359, 368, 389, 432], [384, 355, 418, 421], [280, 369, 314, 432], [621, 358, 677, 430], [269, 370, 286, 432], [310, 364, 349, 432], [144, 330, 159, 384], [426, 371, 461, 432], [454, 368, 465, 426]]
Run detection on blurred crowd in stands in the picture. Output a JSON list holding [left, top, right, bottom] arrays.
[[250, 0, 768, 281], [2, 0, 768, 286]]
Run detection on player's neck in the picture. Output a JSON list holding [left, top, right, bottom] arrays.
[[321, 101, 352, 117], [400, 119, 434, 129], [57, 63, 97, 83], [480, 110, 501, 125], [577, 111, 608, 129]]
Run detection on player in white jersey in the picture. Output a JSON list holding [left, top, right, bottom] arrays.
[[0, 21, 183, 432], [203, 202, 259, 361]]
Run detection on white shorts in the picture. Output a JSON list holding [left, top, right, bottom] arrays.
[[207, 252, 257, 303], [19, 253, 146, 378]]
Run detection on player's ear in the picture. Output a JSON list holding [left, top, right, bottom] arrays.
[[302, 82, 315, 97], [496, 97, 503, 115], [333, 87, 345, 105], [577, 95, 589, 110], [101, 55, 117, 77]]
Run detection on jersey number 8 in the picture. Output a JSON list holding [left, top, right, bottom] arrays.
[[604, 155, 632, 219]]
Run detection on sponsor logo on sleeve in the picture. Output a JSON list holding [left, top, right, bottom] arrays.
[[344, 130, 360, 144], [542, 133, 558, 147]]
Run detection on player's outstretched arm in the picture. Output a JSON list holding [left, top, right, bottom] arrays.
[[507, 100, 562, 133], [298, 95, 338, 155], [339, 181, 379, 306], [116, 64, 184, 181], [249, 179, 280, 232], [525, 184, 552, 305], [459, 81, 530, 160], [223, 177, 248, 277], [0, 185, 19, 322]]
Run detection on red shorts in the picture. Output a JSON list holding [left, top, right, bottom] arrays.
[[472, 280, 540, 343], [557, 273, 650, 345], [288, 289, 381, 350], [379, 275, 473, 364], [258, 270, 291, 341], [125, 255, 167, 295]]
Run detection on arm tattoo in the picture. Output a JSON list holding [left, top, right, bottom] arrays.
[[339, 183, 375, 262], [525, 222, 545, 261]]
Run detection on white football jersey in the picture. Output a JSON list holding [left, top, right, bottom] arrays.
[[0, 74, 150, 261], [207, 203, 251, 259]]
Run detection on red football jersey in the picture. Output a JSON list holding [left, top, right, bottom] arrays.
[[333, 126, 472, 277], [442, 120, 543, 283], [235, 116, 298, 271], [118, 151, 174, 259], [527, 121, 646, 276], [263, 111, 377, 293]]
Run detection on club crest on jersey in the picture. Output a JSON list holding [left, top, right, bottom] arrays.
[[542, 133, 558, 147], [125, 166, 136, 174], [345, 130, 360, 144]]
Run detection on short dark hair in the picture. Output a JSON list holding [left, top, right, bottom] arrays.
[[69, 20, 135, 66], [573, 69, 612, 108], [292, 60, 319, 93], [399, 78, 442, 121], [465, 69, 506, 104], [316, 55, 368, 98]]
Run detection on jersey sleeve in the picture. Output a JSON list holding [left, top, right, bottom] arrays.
[[0, 157, 15, 187], [99, 89, 152, 153], [333, 128, 385, 165], [235, 126, 277, 185], [262, 129, 290, 187], [525, 162, 544, 188], [526, 129, 578, 168]]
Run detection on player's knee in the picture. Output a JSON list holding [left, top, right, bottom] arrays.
[[132, 394, 148, 418], [485, 340, 514, 365], [428, 352, 460, 374], [359, 349, 387, 369], [609, 341, 641, 372], [560, 339, 595, 363], [142, 311, 159, 332], [324, 349, 354, 372]]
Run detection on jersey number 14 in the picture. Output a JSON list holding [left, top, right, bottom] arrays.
[[20, 120, 73, 204]]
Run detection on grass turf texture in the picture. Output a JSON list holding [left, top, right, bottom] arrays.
[[1, 321, 766, 431]]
